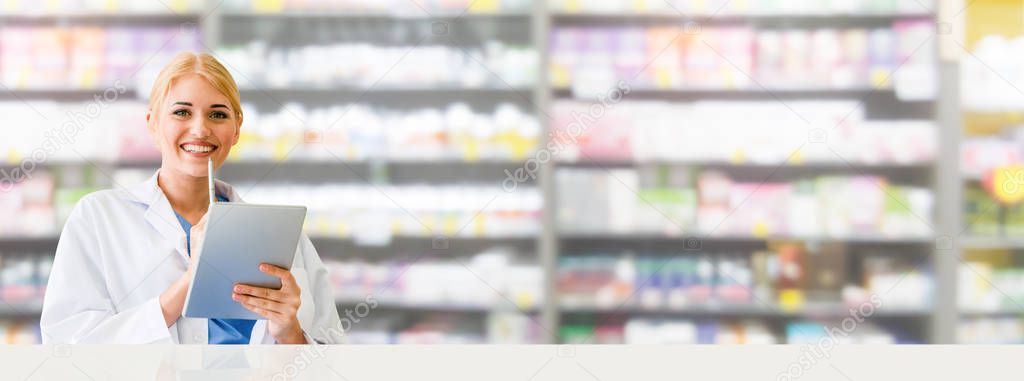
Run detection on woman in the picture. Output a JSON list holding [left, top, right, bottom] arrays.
[[40, 52, 344, 344]]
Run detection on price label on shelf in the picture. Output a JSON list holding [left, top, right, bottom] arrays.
[[787, 150, 805, 165], [253, 0, 284, 13], [752, 221, 770, 238], [422, 215, 438, 235], [170, 0, 190, 12], [473, 215, 486, 237], [551, 66, 571, 90], [312, 216, 330, 236], [870, 69, 892, 89], [463, 140, 481, 163], [730, 149, 747, 164], [391, 220, 402, 235], [2, 0, 20, 12], [632, 0, 649, 12], [984, 165, 1024, 205], [468, 0, 499, 13], [778, 289, 805, 312], [336, 222, 348, 239], [564, 0, 582, 13], [514, 293, 534, 309], [691, 0, 709, 14], [732, 0, 750, 12], [442, 215, 458, 237]]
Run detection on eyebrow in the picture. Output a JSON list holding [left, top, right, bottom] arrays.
[[172, 102, 230, 110]]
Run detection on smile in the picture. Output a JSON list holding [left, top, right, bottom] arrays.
[[180, 143, 218, 155]]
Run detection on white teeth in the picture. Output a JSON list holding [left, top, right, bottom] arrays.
[[182, 144, 213, 153]]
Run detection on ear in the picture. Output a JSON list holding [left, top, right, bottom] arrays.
[[231, 115, 242, 146], [145, 109, 163, 154], [146, 109, 155, 132]]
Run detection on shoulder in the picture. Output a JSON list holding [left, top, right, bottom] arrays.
[[66, 187, 145, 221]]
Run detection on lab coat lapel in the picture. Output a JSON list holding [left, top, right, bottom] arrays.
[[127, 170, 190, 261], [124, 171, 247, 266]]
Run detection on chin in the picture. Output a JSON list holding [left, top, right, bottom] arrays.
[[164, 157, 213, 178]]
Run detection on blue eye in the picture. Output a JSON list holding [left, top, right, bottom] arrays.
[[173, 109, 191, 117]]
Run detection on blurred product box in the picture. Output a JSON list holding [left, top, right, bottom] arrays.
[[558, 168, 933, 239], [550, 21, 935, 99]]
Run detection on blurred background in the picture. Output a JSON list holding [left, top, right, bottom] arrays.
[[0, 0, 1021, 345]]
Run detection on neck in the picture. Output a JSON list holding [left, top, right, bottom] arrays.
[[157, 167, 211, 221]]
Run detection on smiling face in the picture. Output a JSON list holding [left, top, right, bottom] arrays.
[[147, 73, 241, 178]]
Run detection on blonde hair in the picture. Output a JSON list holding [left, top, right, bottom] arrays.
[[148, 52, 243, 119]]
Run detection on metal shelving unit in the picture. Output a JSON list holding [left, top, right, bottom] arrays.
[[559, 303, 933, 318], [950, 0, 1024, 344], [0, 2, 960, 345], [545, 5, 945, 344]]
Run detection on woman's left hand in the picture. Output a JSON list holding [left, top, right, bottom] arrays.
[[232, 263, 306, 344]]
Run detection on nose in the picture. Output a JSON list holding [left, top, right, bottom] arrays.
[[187, 114, 213, 138]]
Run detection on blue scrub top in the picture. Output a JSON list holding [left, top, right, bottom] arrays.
[[174, 195, 257, 345]]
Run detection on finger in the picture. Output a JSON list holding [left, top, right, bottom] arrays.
[[256, 264, 296, 288], [234, 284, 285, 301], [238, 301, 281, 320], [238, 299, 290, 321], [238, 297, 284, 317], [233, 293, 292, 314], [260, 264, 292, 278]]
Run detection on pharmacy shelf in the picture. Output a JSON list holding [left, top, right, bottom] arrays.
[[560, 234, 936, 245], [960, 173, 984, 181], [214, 159, 537, 185], [558, 161, 935, 185], [4, 159, 535, 167], [336, 297, 538, 313], [310, 236, 536, 257], [558, 160, 933, 171], [549, 4, 944, 343], [221, 11, 531, 19], [0, 300, 43, 317], [239, 87, 533, 96], [551, 12, 934, 30], [0, 297, 541, 319], [960, 308, 1024, 316], [0, 4, 951, 344], [0, 12, 199, 23], [0, 88, 141, 100], [0, 237, 58, 252], [238, 87, 536, 108], [560, 302, 932, 318], [0, 235, 536, 252], [2, 160, 536, 185], [555, 87, 929, 100], [549, 11, 934, 21], [959, 236, 1024, 250]]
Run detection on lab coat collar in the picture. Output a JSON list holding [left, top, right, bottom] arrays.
[[125, 169, 243, 205], [123, 169, 244, 261]]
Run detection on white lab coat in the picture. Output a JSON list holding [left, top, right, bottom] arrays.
[[40, 170, 345, 344]]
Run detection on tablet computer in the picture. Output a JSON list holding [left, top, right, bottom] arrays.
[[183, 202, 307, 320]]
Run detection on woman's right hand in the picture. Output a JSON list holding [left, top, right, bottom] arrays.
[[159, 213, 208, 327]]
